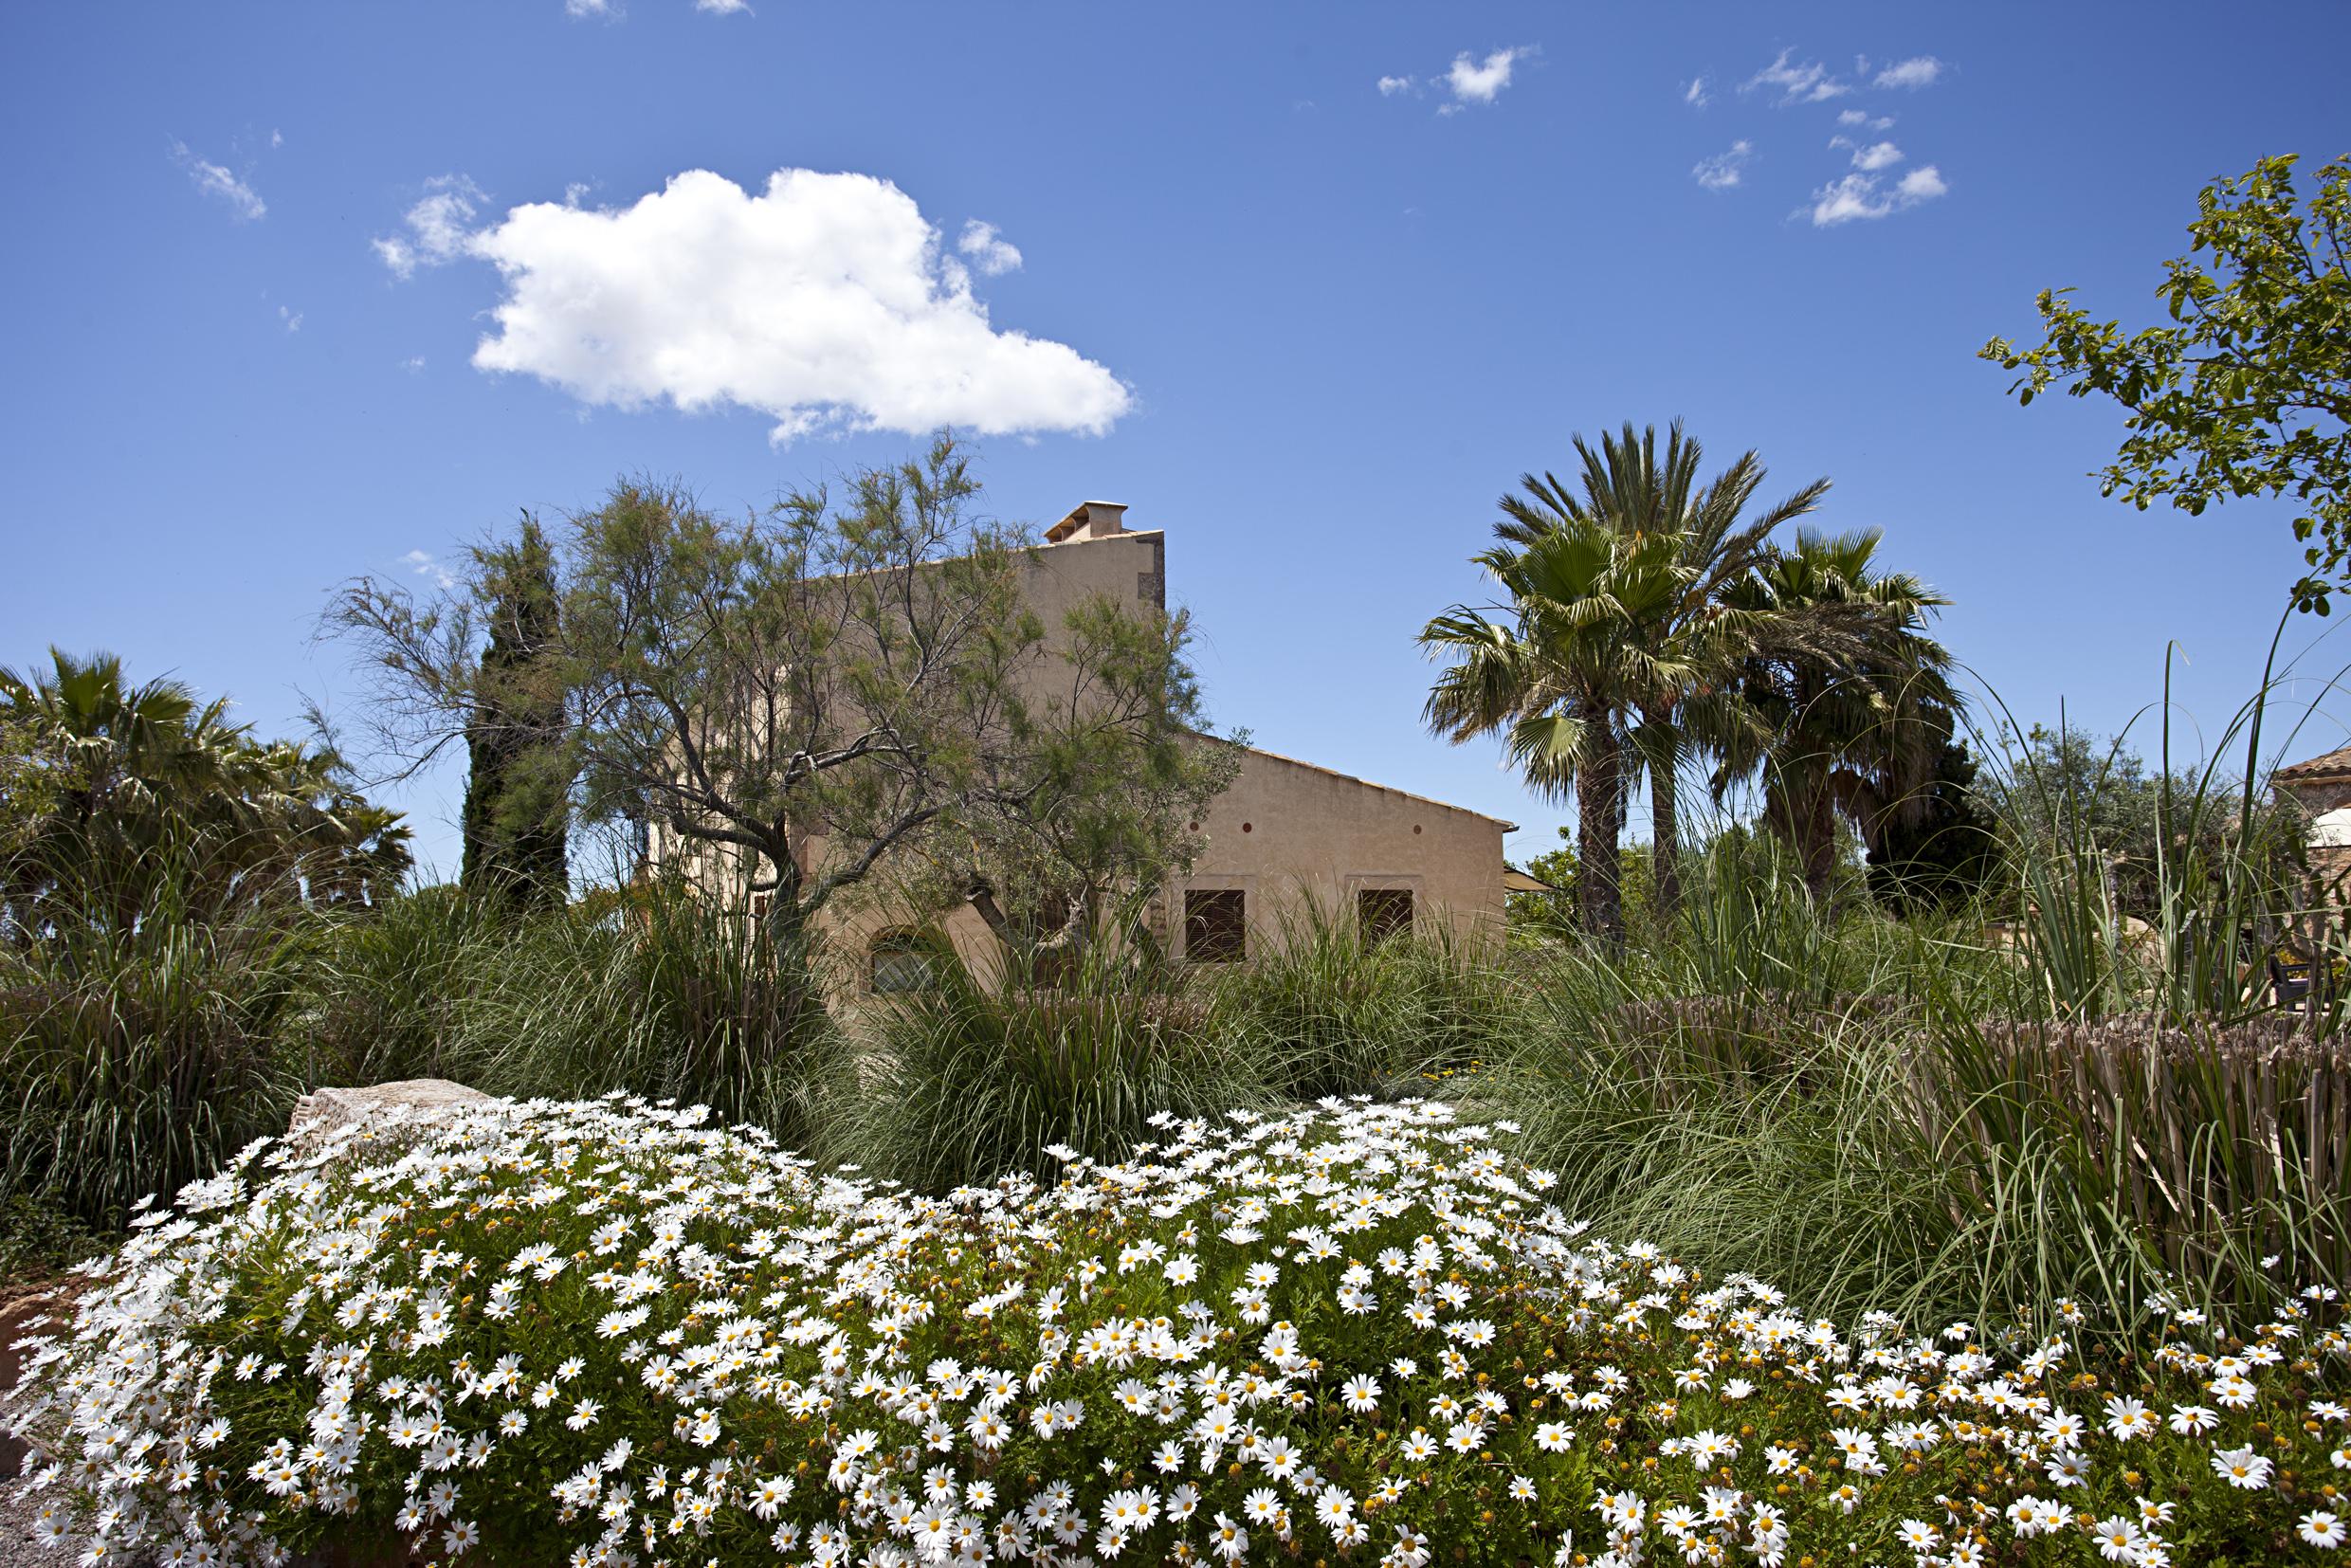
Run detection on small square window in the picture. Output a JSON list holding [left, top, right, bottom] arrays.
[[870, 931, 936, 994], [1185, 889, 1247, 962], [1358, 887, 1413, 945]]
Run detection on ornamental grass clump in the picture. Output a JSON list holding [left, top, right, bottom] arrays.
[[9, 1097, 2351, 1568]]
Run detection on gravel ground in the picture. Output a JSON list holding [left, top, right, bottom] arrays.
[[0, 1479, 79, 1568]]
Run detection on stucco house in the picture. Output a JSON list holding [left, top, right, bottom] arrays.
[[2274, 744, 2351, 884], [846, 500, 1519, 990], [664, 498, 1520, 991]]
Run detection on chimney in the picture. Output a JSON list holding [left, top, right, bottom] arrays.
[[1045, 501, 1129, 544]]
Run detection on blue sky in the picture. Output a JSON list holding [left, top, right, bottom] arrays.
[[5, 2, 2349, 875]]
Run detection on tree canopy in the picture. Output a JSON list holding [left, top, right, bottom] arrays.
[[1713, 528, 1959, 899], [460, 515, 571, 911], [1486, 423, 1827, 920], [325, 436, 1228, 1011], [1978, 721, 2308, 921], [1428, 428, 1957, 937], [0, 649, 411, 937], [1983, 153, 2351, 611]]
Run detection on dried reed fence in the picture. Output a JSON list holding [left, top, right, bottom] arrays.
[[1923, 1013, 2351, 1296], [1574, 994, 2351, 1312]]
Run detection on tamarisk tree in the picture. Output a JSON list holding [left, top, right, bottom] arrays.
[[325, 436, 1224, 1021]]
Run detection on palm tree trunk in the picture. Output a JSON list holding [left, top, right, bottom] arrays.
[[1645, 720, 1682, 922], [1799, 784, 1839, 902], [1576, 729, 1624, 948]]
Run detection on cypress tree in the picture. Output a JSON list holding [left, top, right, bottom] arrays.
[[461, 516, 570, 908]]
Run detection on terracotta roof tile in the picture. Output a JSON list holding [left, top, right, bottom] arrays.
[[1235, 742, 1520, 830], [2277, 744, 2351, 780]]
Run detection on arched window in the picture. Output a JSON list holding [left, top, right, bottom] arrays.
[[868, 928, 937, 994]]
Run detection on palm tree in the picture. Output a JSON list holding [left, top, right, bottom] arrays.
[[1421, 516, 1693, 945], [1492, 424, 1829, 918], [1714, 529, 1959, 898], [0, 651, 238, 891], [1, 648, 412, 932]]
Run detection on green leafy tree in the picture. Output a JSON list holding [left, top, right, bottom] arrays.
[[1979, 722, 2307, 921], [460, 515, 571, 911], [1865, 738, 2001, 914], [0, 650, 411, 936], [1490, 423, 1827, 919], [1504, 828, 1578, 944], [325, 435, 1223, 1030], [893, 594, 1241, 982], [1715, 530, 1960, 899], [1983, 153, 2351, 611]]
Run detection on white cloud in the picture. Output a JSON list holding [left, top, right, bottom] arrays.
[[1376, 74, 1414, 96], [1836, 108, 1895, 130], [1444, 46, 1530, 106], [1691, 140, 1754, 191], [385, 166, 1130, 442], [170, 140, 265, 221], [565, 0, 616, 15], [1809, 163, 1947, 225], [1897, 165, 1948, 201], [279, 305, 302, 333], [696, 0, 751, 11], [372, 174, 488, 279], [269, 128, 283, 149], [400, 356, 427, 373], [957, 219, 1023, 277], [1835, 137, 1904, 171], [1683, 76, 1709, 108], [1873, 55, 1943, 89], [1742, 47, 1850, 104], [402, 550, 456, 590]]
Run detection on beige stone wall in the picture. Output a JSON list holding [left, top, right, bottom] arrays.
[[1171, 748, 1507, 957], [2285, 778, 2351, 814], [830, 739, 1512, 994], [650, 518, 1512, 995], [1017, 527, 1166, 626], [2280, 776, 2351, 888]]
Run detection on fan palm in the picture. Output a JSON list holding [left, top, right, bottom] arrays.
[[1, 649, 411, 932], [1715, 529, 1959, 898], [1493, 423, 1829, 917], [1, 652, 238, 904], [1421, 516, 1695, 945]]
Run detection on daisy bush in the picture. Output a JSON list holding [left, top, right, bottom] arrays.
[[7, 1096, 2351, 1568]]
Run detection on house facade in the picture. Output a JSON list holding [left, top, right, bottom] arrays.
[[2274, 744, 2351, 885], [661, 499, 1518, 990]]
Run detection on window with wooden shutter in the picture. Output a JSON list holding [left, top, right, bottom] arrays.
[[1184, 889, 1247, 962], [1357, 887, 1413, 945]]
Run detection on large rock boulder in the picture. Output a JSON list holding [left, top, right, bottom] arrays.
[[285, 1079, 492, 1158]]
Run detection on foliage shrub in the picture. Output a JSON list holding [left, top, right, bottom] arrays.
[[9, 1097, 2351, 1568], [1201, 903, 1528, 1100], [822, 939, 1262, 1191], [1476, 993, 1973, 1332], [0, 850, 313, 1230], [290, 884, 502, 1089], [1927, 1013, 2351, 1312], [299, 875, 827, 1140]]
